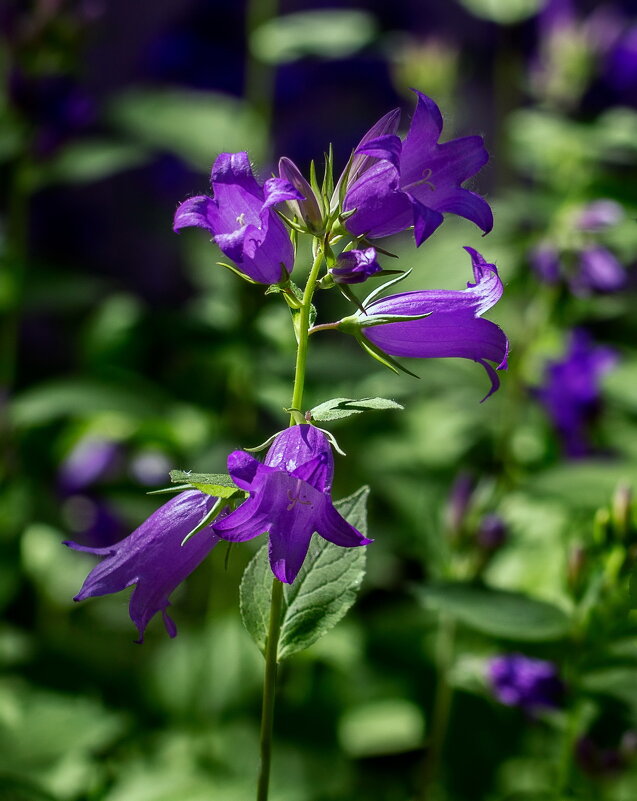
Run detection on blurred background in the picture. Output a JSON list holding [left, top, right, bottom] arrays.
[[2, 0, 637, 799]]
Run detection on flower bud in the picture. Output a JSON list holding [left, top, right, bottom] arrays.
[[612, 482, 632, 539], [477, 514, 507, 551], [278, 157, 324, 232], [329, 248, 382, 284]]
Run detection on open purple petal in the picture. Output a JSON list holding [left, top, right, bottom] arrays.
[[214, 425, 370, 582], [64, 490, 220, 641], [173, 195, 217, 234], [356, 134, 402, 170], [174, 151, 295, 284], [264, 425, 334, 492], [316, 501, 373, 548], [360, 247, 508, 398], [342, 91, 491, 245]]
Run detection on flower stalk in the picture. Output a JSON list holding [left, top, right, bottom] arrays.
[[257, 242, 325, 799]]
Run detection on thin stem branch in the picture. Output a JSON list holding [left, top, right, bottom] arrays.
[[256, 577, 284, 801]]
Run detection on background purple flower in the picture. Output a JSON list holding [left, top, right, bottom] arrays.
[[488, 653, 564, 712], [58, 437, 121, 493], [536, 329, 618, 458]]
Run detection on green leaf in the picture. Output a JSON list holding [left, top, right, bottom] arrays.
[[169, 470, 239, 499], [239, 544, 273, 655], [457, 0, 542, 23], [239, 487, 369, 659], [338, 698, 425, 757], [416, 582, 571, 641], [279, 486, 369, 659], [250, 10, 377, 65], [310, 396, 404, 422], [10, 379, 165, 426], [30, 139, 149, 188], [110, 89, 266, 169]]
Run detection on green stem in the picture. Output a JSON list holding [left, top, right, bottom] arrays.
[[256, 577, 284, 801], [1, 159, 29, 474], [289, 246, 325, 419], [255, 245, 325, 800], [421, 615, 456, 801]]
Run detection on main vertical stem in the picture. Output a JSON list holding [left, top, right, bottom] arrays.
[[420, 615, 456, 801], [255, 245, 325, 801], [256, 577, 284, 801]]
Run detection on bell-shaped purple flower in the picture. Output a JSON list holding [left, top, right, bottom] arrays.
[[173, 151, 303, 284], [488, 653, 564, 712], [329, 247, 382, 284], [536, 330, 617, 458], [213, 425, 372, 584], [351, 247, 508, 400], [64, 490, 221, 642], [341, 90, 492, 246]]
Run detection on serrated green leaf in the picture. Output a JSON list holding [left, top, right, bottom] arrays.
[[310, 396, 404, 422], [279, 486, 369, 659], [416, 583, 571, 641], [239, 487, 370, 658], [239, 544, 272, 655], [169, 470, 239, 499]]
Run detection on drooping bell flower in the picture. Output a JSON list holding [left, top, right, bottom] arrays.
[[339, 247, 508, 400], [213, 425, 372, 583], [341, 90, 492, 246], [64, 490, 221, 641], [488, 653, 564, 712], [329, 247, 382, 284], [536, 329, 617, 458], [174, 151, 303, 284]]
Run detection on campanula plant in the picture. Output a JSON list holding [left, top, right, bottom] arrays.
[[65, 90, 503, 801]]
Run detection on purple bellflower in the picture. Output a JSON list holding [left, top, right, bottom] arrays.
[[173, 151, 303, 284], [64, 490, 221, 642], [488, 653, 564, 712], [213, 425, 372, 584], [345, 247, 508, 400], [341, 90, 492, 246], [330, 247, 382, 284], [536, 329, 617, 458]]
